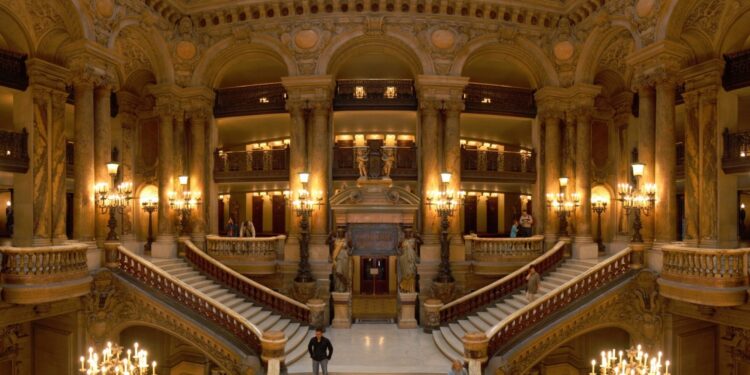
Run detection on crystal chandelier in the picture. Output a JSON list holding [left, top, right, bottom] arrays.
[[590, 345, 670, 375], [79, 342, 156, 374]]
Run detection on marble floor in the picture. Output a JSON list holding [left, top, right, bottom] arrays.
[[286, 324, 452, 374]]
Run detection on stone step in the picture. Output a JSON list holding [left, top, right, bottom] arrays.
[[233, 302, 256, 314], [286, 325, 309, 354], [467, 316, 491, 332], [554, 267, 580, 277], [512, 294, 530, 305], [448, 323, 466, 341], [214, 292, 239, 304], [249, 310, 272, 326], [206, 289, 229, 299], [240, 306, 263, 320], [440, 326, 463, 354], [191, 279, 214, 289], [271, 318, 292, 333], [457, 319, 476, 334], [172, 270, 201, 278], [477, 311, 499, 327], [286, 330, 314, 365], [283, 322, 301, 342], [149, 258, 184, 267], [258, 314, 282, 331], [542, 275, 569, 285], [197, 284, 221, 294], [486, 307, 508, 321], [224, 297, 246, 309], [495, 303, 516, 317], [432, 331, 461, 360], [161, 263, 192, 272], [504, 298, 525, 311], [182, 275, 207, 284]]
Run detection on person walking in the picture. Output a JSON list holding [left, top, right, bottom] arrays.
[[526, 266, 540, 302], [308, 328, 333, 375], [448, 359, 467, 375]]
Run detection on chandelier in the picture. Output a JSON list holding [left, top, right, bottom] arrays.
[[169, 175, 201, 235], [546, 177, 580, 237], [426, 172, 465, 218], [590, 345, 670, 375], [96, 160, 133, 241], [79, 342, 156, 375], [617, 162, 656, 243], [285, 172, 324, 217]]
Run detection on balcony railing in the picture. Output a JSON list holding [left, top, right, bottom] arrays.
[[0, 128, 29, 173], [460, 146, 535, 183], [0, 243, 91, 304], [659, 245, 750, 306], [333, 79, 417, 110], [213, 148, 290, 182], [463, 83, 536, 118], [721, 129, 750, 174], [465, 235, 545, 275], [214, 83, 287, 118], [184, 240, 310, 323], [332, 141, 418, 180], [723, 48, 750, 91], [205, 235, 286, 275], [0, 48, 28, 91]]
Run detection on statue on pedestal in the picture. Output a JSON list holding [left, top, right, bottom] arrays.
[[355, 146, 368, 179], [329, 227, 352, 292], [397, 227, 421, 293], [381, 146, 395, 178]]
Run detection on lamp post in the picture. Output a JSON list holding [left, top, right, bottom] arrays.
[[95, 161, 133, 241], [141, 197, 157, 253], [426, 172, 465, 283], [546, 177, 580, 237], [169, 175, 201, 236], [591, 197, 607, 252], [286, 172, 323, 283], [617, 162, 656, 243]]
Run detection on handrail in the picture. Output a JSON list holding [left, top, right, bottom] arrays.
[[466, 235, 544, 260], [206, 234, 285, 259], [183, 240, 310, 323], [0, 243, 88, 282], [440, 240, 567, 323], [486, 247, 633, 356], [115, 245, 263, 352], [661, 245, 750, 288]]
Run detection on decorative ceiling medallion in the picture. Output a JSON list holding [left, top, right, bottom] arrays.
[[553, 40, 575, 61], [431, 29, 456, 49], [636, 0, 657, 18], [176, 40, 197, 60], [294, 29, 320, 49]]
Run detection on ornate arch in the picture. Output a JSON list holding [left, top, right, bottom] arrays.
[[575, 25, 638, 85], [450, 35, 558, 88], [716, 2, 750, 53], [316, 30, 431, 76], [192, 35, 296, 87], [657, 0, 728, 59], [0, 3, 35, 54], [110, 22, 173, 87]]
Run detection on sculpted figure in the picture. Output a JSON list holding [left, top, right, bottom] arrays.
[[329, 227, 352, 293], [381, 146, 395, 178], [355, 146, 368, 178], [397, 227, 422, 293]]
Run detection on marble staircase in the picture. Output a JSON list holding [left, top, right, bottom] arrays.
[[148, 257, 314, 366], [432, 258, 599, 360]]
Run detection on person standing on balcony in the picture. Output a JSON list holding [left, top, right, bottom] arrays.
[[526, 266, 540, 302], [519, 209, 533, 237], [308, 328, 333, 375]]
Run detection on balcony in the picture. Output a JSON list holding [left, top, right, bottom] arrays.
[[463, 83, 536, 118], [214, 83, 287, 118], [658, 245, 749, 306], [461, 145, 535, 183], [333, 79, 417, 111], [213, 147, 290, 182], [722, 129, 750, 174], [0, 48, 28, 91], [0, 128, 29, 173], [332, 138, 417, 180], [205, 235, 286, 275], [723, 48, 750, 91], [464, 234, 544, 275], [0, 243, 91, 304]]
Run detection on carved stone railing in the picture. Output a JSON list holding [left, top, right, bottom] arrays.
[[460, 146, 536, 183], [333, 79, 417, 110], [465, 235, 544, 275], [0, 243, 91, 304], [0, 128, 30, 173], [214, 83, 287, 118], [463, 83, 536, 118], [487, 247, 633, 356], [0, 48, 28, 91], [115, 245, 263, 353], [205, 235, 285, 275], [659, 245, 750, 306], [213, 148, 290, 182], [721, 129, 750, 174], [440, 241, 567, 323], [723, 48, 750, 91], [183, 240, 310, 323]]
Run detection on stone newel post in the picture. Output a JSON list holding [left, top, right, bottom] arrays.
[[260, 330, 287, 375], [307, 298, 326, 329], [462, 331, 489, 375], [422, 298, 443, 332]]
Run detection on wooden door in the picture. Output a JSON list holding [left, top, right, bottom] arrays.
[[272, 195, 286, 234], [360, 257, 388, 295], [464, 195, 477, 234], [252, 196, 263, 234], [487, 196, 499, 234]]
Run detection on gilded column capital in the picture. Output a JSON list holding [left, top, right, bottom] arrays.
[[415, 75, 469, 104], [682, 58, 724, 92], [117, 91, 141, 116], [419, 98, 442, 113], [281, 75, 335, 103], [27, 58, 68, 93], [309, 99, 332, 114], [443, 99, 465, 114], [681, 90, 700, 109]]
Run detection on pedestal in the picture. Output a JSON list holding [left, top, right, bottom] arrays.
[[84, 242, 101, 271], [630, 243, 646, 270], [292, 280, 317, 303], [121, 234, 140, 255], [152, 235, 177, 258], [397, 292, 418, 329], [260, 330, 287, 375], [422, 298, 443, 332], [103, 241, 120, 268], [431, 280, 456, 303], [307, 298, 327, 329], [331, 292, 352, 328], [462, 331, 489, 375], [572, 242, 599, 260]]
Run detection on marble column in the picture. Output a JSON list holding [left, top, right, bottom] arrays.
[[653, 77, 677, 246], [173, 110, 186, 178], [72, 75, 96, 244], [444, 100, 463, 244], [574, 107, 593, 243], [94, 82, 112, 244], [543, 114, 562, 243], [682, 91, 699, 246], [117, 92, 139, 249], [154, 105, 176, 257], [190, 107, 209, 247], [309, 100, 330, 237], [50, 90, 68, 244], [698, 88, 718, 246], [285, 101, 307, 262], [420, 100, 441, 238], [562, 113, 576, 236], [531, 117, 544, 237], [637, 84, 656, 244]]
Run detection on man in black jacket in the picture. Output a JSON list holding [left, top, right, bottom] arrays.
[[308, 328, 333, 375]]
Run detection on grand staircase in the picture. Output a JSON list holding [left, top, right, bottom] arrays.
[[148, 257, 314, 365], [432, 257, 598, 360]]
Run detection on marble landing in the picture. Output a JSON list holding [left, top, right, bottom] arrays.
[[286, 324, 451, 374]]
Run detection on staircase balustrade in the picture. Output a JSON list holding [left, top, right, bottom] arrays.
[[466, 235, 544, 262], [207, 234, 284, 261], [662, 245, 749, 287], [440, 241, 567, 323], [183, 240, 311, 323], [0, 243, 88, 284], [486, 247, 633, 356], [116, 245, 263, 352]]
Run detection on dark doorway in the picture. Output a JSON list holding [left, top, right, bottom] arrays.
[[272, 195, 286, 234], [66, 192, 73, 239], [464, 195, 477, 234], [218, 199, 225, 235], [487, 196, 499, 234], [252, 196, 264, 233], [360, 257, 388, 295]]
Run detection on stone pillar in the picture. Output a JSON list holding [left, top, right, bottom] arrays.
[[331, 291, 352, 328], [309, 100, 330, 239], [397, 292, 418, 328], [636, 84, 656, 244], [260, 331, 287, 375], [422, 298, 443, 332], [117, 92, 139, 251], [462, 331, 489, 375], [50, 88, 68, 244], [153, 102, 176, 258], [531, 117, 544, 237], [207, 115, 220, 236], [653, 75, 677, 248], [573, 106, 597, 259], [698, 88, 719, 247], [71, 69, 97, 265], [173, 110, 186, 178], [420, 100, 441, 239], [94, 82, 112, 245], [542, 114, 561, 245], [189, 105, 210, 248], [306, 298, 326, 328], [562, 113, 576, 236], [682, 90, 699, 246], [444, 100, 463, 247]]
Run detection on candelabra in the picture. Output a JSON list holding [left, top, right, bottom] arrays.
[[426, 172, 465, 283], [141, 197, 158, 253], [169, 175, 201, 236], [285, 172, 324, 283], [591, 197, 608, 252], [617, 162, 656, 243], [96, 161, 133, 241], [546, 177, 580, 237], [590, 345, 670, 375], [79, 341, 156, 375]]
